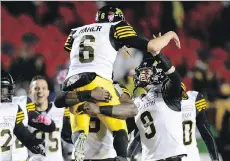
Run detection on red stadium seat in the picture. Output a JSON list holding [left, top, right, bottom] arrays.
[[1, 54, 11, 70], [211, 47, 228, 61]]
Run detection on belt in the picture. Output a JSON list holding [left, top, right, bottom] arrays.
[[157, 154, 186, 161]]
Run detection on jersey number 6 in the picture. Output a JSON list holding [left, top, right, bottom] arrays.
[[140, 111, 156, 139], [79, 35, 95, 63]]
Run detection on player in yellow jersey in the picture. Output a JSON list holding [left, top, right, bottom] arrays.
[[63, 5, 181, 161]]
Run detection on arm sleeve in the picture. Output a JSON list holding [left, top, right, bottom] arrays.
[[195, 93, 219, 160], [113, 81, 131, 98], [14, 107, 42, 149], [54, 92, 69, 108], [112, 21, 149, 51], [162, 71, 181, 99], [126, 117, 138, 134], [61, 108, 72, 144], [15, 106, 25, 124], [64, 29, 77, 52], [26, 97, 36, 116], [127, 132, 142, 158], [28, 104, 56, 133]]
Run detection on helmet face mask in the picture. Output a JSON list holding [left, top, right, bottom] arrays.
[[95, 5, 125, 23], [134, 58, 167, 88], [1, 70, 15, 102]]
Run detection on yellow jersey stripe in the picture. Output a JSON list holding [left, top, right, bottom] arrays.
[[27, 105, 35, 109], [26, 102, 34, 106], [116, 26, 133, 30], [197, 104, 207, 110], [17, 111, 24, 114], [116, 28, 135, 34], [195, 99, 205, 104], [27, 106, 35, 110], [119, 34, 137, 38], [196, 102, 206, 107], [27, 108, 35, 111], [17, 117, 24, 121], [198, 107, 206, 112], [121, 88, 131, 97], [17, 114, 24, 118], [64, 46, 72, 51], [117, 31, 136, 36], [27, 109, 34, 112]]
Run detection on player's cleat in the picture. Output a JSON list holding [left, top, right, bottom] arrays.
[[73, 132, 87, 161]]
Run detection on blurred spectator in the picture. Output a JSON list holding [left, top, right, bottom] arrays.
[[31, 53, 47, 77], [9, 45, 34, 82], [176, 57, 188, 78], [206, 70, 221, 102], [192, 60, 208, 94]]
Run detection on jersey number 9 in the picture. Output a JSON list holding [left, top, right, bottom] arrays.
[[140, 111, 156, 139]]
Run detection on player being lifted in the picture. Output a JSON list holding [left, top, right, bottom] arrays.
[[55, 80, 136, 161], [63, 5, 181, 161], [0, 70, 45, 161], [181, 83, 219, 161], [86, 54, 187, 161]]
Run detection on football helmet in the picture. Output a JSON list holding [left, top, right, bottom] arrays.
[[134, 58, 167, 88], [95, 5, 125, 23], [1, 70, 15, 102]]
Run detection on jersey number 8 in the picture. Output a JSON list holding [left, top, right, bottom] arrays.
[[79, 35, 95, 63]]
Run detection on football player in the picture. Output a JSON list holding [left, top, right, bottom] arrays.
[[55, 81, 134, 161], [126, 83, 220, 161], [181, 83, 219, 161], [1, 70, 45, 161], [63, 5, 181, 161], [27, 75, 71, 161], [12, 90, 56, 161], [123, 54, 187, 161]]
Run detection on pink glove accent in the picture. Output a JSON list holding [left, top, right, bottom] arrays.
[[32, 115, 52, 125]]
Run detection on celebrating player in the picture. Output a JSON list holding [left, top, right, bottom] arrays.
[[1, 70, 45, 161], [27, 75, 71, 161], [181, 83, 219, 161], [63, 5, 180, 161]]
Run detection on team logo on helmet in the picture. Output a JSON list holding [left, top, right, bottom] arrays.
[[108, 11, 114, 22]]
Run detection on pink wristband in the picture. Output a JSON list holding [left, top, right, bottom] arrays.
[[33, 115, 52, 125]]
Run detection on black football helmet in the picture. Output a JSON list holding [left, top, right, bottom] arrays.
[[134, 58, 167, 88], [95, 5, 125, 23], [1, 70, 15, 102]]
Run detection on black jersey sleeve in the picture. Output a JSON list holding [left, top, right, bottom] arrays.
[[195, 93, 219, 160], [111, 21, 149, 51]]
